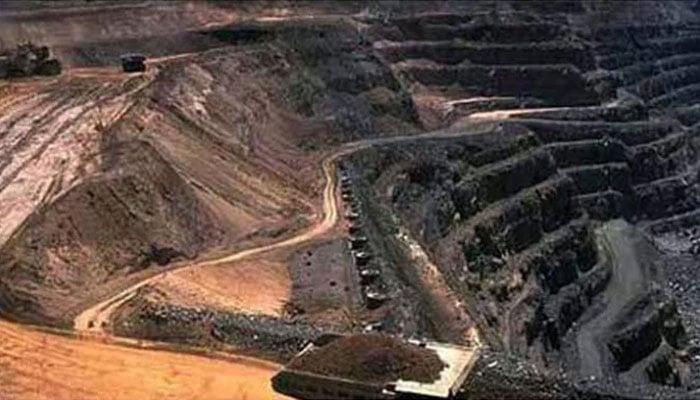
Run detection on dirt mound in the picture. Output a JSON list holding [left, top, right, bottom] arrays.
[[289, 334, 446, 384], [0, 140, 220, 325]]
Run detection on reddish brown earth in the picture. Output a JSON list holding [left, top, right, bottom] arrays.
[[288, 334, 446, 384], [0, 319, 289, 400], [0, 1, 433, 398], [154, 255, 292, 317], [0, 3, 368, 399], [11, 2, 700, 400], [0, 46, 325, 326]]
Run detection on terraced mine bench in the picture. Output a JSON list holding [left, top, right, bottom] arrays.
[[272, 334, 479, 400]]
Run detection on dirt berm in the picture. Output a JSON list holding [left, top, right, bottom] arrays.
[[288, 334, 446, 384]]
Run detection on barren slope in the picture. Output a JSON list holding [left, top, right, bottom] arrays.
[[0, 6, 421, 329], [0, 320, 288, 400]]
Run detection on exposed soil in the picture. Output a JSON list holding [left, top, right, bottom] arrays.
[[0, 319, 288, 400], [286, 239, 363, 327], [4, 1, 700, 400], [151, 255, 292, 317], [288, 334, 446, 384], [0, 7, 421, 328]]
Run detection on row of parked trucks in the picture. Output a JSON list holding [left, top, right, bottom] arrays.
[[339, 169, 391, 312]]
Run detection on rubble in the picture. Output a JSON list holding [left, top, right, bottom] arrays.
[[121, 303, 323, 360]]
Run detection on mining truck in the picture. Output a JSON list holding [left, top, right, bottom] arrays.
[[0, 43, 62, 79], [120, 53, 146, 73], [0, 56, 8, 79]]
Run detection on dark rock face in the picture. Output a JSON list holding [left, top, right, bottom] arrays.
[[348, 2, 700, 396], [371, 11, 599, 107], [350, 132, 603, 359], [277, 23, 420, 140], [351, 124, 694, 395]]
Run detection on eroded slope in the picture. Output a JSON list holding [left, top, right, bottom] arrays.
[[0, 15, 420, 329]]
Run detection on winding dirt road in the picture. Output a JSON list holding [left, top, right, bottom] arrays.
[[73, 144, 353, 331], [74, 122, 497, 333], [1, 119, 496, 400], [575, 220, 650, 381]]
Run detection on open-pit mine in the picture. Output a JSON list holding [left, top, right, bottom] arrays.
[[2, 1, 700, 399]]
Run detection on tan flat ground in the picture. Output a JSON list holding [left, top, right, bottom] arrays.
[[151, 256, 292, 316], [0, 320, 289, 400], [462, 107, 564, 122]]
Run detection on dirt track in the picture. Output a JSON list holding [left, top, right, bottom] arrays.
[[0, 4, 553, 399], [575, 220, 650, 380]]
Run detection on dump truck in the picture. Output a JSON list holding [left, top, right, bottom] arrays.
[[353, 250, 372, 267], [358, 268, 380, 285], [365, 288, 390, 309], [348, 222, 362, 234], [0, 43, 62, 79], [348, 235, 368, 250], [120, 53, 146, 73]]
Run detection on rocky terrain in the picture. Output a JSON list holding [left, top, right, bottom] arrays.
[[0, 4, 421, 328], [3, 1, 700, 400], [343, 1, 700, 398]]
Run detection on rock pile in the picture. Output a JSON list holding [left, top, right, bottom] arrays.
[[124, 303, 322, 359], [288, 334, 446, 384]]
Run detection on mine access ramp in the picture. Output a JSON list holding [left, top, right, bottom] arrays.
[[272, 333, 479, 399]]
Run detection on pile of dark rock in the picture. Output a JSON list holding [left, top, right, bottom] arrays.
[[130, 303, 322, 360], [460, 349, 570, 400]]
